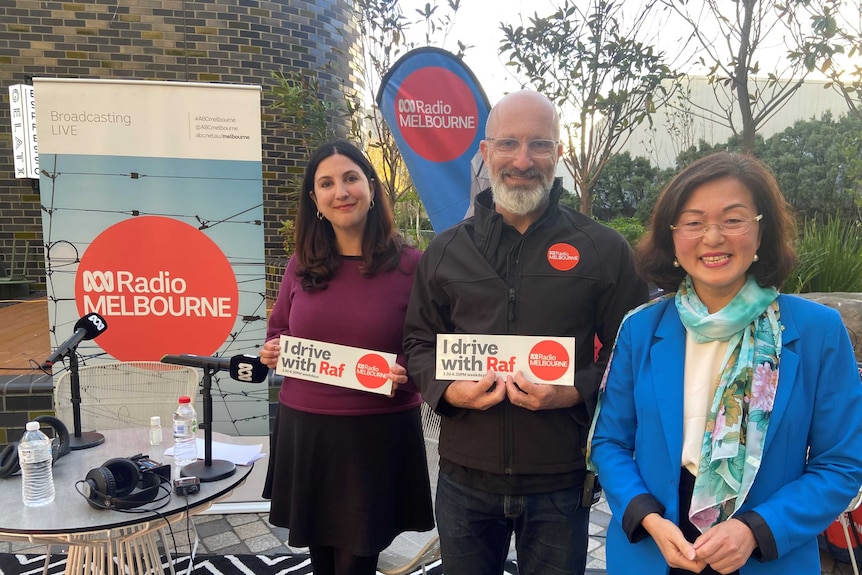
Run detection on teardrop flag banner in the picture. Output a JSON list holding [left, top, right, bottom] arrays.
[[376, 47, 491, 232]]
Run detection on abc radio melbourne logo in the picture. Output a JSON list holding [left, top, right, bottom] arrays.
[[80, 270, 229, 317], [74, 216, 238, 361]]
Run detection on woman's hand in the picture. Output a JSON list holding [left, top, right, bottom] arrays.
[[386, 363, 409, 397], [693, 518, 756, 573], [642, 513, 707, 572], [259, 339, 281, 369]]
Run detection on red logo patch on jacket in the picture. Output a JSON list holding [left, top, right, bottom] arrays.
[[547, 243, 580, 271]]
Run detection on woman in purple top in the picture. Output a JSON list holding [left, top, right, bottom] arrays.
[[259, 140, 433, 575]]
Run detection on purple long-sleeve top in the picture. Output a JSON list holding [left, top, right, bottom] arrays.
[[266, 247, 424, 416]]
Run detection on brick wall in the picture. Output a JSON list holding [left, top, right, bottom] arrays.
[[0, 0, 363, 445]]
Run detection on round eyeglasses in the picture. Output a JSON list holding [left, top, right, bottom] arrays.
[[485, 138, 558, 158], [670, 214, 763, 239]]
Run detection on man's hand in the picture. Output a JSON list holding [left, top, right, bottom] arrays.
[[693, 518, 756, 573], [443, 371, 506, 410], [505, 371, 582, 410], [642, 513, 706, 573], [259, 338, 281, 369]]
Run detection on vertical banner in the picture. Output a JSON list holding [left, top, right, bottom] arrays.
[[34, 78, 267, 436], [8, 84, 39, 179], [376, 47, 491, 232]]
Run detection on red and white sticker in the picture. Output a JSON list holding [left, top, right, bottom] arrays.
[[276, 336, 395, 395], [75, 216, 238, 361], [436, 334, 575, 385], [547, 243, 580, 271]]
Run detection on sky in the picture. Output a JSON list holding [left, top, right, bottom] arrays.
[[396, 0, 562, 104]]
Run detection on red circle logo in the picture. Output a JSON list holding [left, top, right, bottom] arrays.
[[354, 353, 390, 390], [394, 67, 479, 163], [75, 216, 238, 361], [528, 340, 571, 382], [547, 243, 580, 271]]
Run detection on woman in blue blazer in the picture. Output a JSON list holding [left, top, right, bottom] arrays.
[[591, 152, 862, 575]]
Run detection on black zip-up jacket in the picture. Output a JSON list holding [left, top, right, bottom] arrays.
[[403, 180, 648, 477]]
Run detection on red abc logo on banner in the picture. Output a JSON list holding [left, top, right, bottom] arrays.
[[395, 67, 479, 163], [75, 216, 238, 361]]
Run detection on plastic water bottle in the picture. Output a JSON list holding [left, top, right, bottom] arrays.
[[173, 396, 198, 467], [18, 421, 55, 507]]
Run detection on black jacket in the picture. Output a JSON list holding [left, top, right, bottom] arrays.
[[403, 180, 648, 476]]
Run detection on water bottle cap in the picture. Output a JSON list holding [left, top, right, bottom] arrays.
[[179, 396, 191, 404], [25, 421, 39, 431], [150, 416, 161, 425]]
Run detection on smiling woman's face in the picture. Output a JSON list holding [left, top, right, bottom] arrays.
[[672, 177, 762, 313]]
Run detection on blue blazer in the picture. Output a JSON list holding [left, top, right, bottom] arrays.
[[591, 294, 862, 575]]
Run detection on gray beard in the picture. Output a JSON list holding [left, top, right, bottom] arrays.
[[490, 173, 551, 216]]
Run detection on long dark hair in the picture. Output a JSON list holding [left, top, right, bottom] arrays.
[[637, 152, 797, 292], [293, 139, 403, 291]]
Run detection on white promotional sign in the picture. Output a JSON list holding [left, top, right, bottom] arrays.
[[9, 84, 38, 178], [435, 334, 576, 386], [276, 335, 396, 396]]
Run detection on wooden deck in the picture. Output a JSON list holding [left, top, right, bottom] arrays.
[[0, 298, 50, 375]]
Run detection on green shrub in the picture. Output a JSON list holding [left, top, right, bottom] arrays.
[[604, 217, 646, 248], [785, 216, 862, 293]]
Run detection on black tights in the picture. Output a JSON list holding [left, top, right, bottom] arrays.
[[308, 545, 379, 575]]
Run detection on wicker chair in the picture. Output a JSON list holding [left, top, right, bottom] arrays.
[[54, 361, 199, 433]]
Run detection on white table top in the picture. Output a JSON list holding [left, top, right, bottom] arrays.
[[0, 428, 252, 535]]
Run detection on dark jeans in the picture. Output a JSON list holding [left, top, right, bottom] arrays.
[[436, 471, 590, 575]]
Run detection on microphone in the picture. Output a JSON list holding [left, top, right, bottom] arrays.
[[160, 353, 268, 383], [42, 313, 108, 369]]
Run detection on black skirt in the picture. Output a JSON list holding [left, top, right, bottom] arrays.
[[262, 402, 435, 556]]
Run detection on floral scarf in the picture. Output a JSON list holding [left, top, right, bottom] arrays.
[[677, 275, 781, 531]]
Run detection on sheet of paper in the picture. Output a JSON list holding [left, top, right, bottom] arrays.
[[164, 438, 265, 466]]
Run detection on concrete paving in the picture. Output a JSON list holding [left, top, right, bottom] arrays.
[[1, 498, 856, 574]]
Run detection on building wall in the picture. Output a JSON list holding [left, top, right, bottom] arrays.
[[0, 0, 364, 298], [622, 76, 850, 169]]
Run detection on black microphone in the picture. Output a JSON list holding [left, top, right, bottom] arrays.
[[229, 354, 269, 383], [41, 313, 108, 369], [160, 353, 268, 383]]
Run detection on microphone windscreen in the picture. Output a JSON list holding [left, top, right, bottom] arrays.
[[74, 313, 108, 340], [229, 355, 269, 383]]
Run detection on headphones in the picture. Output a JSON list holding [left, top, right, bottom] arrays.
[[79, 457, 171, 510], [0, 415, 71, 479]]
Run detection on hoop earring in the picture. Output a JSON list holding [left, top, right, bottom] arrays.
[[369, 198, 375, 209], [672, 257, 680, 268], [316, 210, 324, 221]]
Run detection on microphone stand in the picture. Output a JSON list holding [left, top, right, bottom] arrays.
[[66, 349, 105, 450], [174, 363, 236, 482]]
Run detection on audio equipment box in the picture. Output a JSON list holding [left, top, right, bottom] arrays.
[[130, 453, 171, 483]]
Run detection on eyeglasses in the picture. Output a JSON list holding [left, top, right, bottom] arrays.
[[670, 214, 763, 239], [485, 138, 558, 158]]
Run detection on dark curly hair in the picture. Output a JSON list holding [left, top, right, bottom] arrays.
[[636, 152, 797, 292], [293, 139, 403, 292]]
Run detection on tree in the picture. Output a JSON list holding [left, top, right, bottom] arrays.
[[500, 0, 676, 216], [757, 112, 862, 221], [659, 0, 824, 153], [791, 0, 862, 121], [268, 70, 343, 256], [590, 152, 659, 220]]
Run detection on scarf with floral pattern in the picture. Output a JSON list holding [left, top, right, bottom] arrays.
[[676, 274, 781, 531]]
